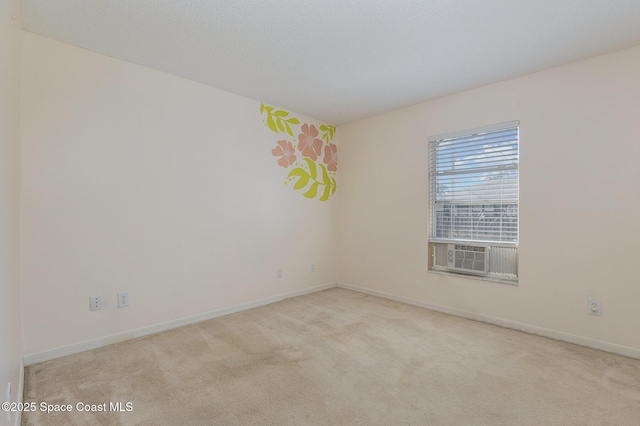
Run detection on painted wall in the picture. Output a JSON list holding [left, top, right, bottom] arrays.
[[0, 0, 22, 424], [337, 45, 640, 352], [21, 33, 337, 357]]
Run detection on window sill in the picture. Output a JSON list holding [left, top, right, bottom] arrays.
[[427, 268, 518, 286]]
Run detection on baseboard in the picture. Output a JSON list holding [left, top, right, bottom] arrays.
[[337, 282, 640, 360], [27, 281, 639, 365], [14, 360, 24, 426], [23, 283, 337, 365]]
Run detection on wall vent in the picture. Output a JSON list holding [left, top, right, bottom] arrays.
[[447, 244, 489, 275]]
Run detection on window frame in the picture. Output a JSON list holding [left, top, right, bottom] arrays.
[[427, 121, 519, 283]]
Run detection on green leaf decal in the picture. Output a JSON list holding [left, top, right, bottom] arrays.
[[303, 182, 319, 198], [304, 158, 317, 180], [288, 168, 310, 190], [267, 115, 277, 133], [261, 104, 299, 136], [294, 176, 309, 190], [319, 182, 331, 201], [285, 162, 336, 201], [320, 124, 336, 144], [320, 163, 330, 186], [288, 168, 307, 178]]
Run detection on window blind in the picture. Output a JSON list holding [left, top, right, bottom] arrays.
[[429, 122, 519, 244]]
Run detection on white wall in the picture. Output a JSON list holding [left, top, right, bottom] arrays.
[[337, 45, 640, 353], [17, 26, 640, 363], [0, 0, 22, 424], [21, 33, 337, 357]]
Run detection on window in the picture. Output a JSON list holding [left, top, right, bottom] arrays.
[[428, 121, 519, 282]]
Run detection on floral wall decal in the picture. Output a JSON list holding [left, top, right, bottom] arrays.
[[262, 103, 337, 201], [323, 143, 338, 172], [298, 124, 323, 161], [319, 124, 336, 144], [272, 140, 296, 168]]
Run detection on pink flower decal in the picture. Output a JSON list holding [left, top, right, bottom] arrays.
[[272, 140, 296, 168], [323, 143, 338, 172], [298, 124, 323, 160]]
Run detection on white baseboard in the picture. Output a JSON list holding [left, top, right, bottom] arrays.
[[23, 283, 336, 366], [26, 281, 639, 365], [337, 282, 640, 360]]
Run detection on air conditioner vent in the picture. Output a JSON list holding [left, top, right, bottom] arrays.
[[447, 244, 489, 275]]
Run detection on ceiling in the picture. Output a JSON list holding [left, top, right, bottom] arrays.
[[20, 0, 640, 125]]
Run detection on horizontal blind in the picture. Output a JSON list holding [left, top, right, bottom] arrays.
[[429, 122, 519, 243]]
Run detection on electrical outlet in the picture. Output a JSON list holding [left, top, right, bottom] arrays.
[[276, 268, 283, 278], [90, 296, 103, 311], [588, 298, 601, 316], [118, 292, 129, 308], [310, 263, 316, 273]]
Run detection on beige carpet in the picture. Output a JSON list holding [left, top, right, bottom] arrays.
[[22, 288, 640, 425]]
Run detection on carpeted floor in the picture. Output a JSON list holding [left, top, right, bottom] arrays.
[[22, 288, 640, 425]]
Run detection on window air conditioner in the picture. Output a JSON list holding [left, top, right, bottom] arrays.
[[446, 244, 489, 275]]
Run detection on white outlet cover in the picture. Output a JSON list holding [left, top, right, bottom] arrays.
[[90, 296, 103, 311], [588, 298, 602, 316], [118, 292, 129, 308]]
